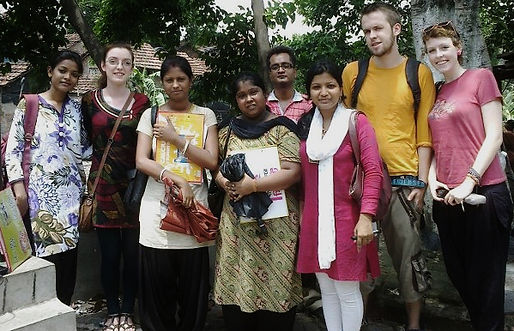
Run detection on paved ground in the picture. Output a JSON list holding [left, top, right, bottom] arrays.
[[75, 236, 514, 331]]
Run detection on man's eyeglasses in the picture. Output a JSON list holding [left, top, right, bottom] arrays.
[[270, 62, 294, 71], [422, 21, 460, 39]]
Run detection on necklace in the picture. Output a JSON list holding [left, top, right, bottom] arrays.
[[167, 102, 194, 113]]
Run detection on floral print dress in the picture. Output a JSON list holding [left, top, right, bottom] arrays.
[[5, 96, 90, 257]]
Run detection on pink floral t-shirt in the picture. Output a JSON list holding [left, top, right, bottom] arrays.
[[428, 68, 504, 187]]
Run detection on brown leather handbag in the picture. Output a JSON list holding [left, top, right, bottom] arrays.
[[79, 92, 135, 232], [160, 177, 219, 242], [348, 110, 392, 221]]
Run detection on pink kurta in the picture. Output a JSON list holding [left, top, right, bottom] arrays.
[[297, 114, 382, 281]]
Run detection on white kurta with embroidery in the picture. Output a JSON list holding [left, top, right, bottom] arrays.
[[5, 96, 90, 257]]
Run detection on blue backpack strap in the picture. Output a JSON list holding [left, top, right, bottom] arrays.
[[351, 58, 370, 109], [405, 58, 421, 116]]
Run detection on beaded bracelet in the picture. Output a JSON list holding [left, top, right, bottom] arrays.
[[467, 167, 481, 184]]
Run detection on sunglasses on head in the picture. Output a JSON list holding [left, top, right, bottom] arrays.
[[422, 20, 460, 38]]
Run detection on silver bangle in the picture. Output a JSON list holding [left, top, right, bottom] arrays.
[[182, 139, 191, 155], [159, 168, 167, 182]]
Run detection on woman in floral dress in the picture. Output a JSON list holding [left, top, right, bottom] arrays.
[[213, 72, 302, 330], [81, 43, 149, 331], [5, 50, 88, 305]]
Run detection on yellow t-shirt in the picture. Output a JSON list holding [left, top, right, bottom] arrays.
[[342, 57, 435, 176]]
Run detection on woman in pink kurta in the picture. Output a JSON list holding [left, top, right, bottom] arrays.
[[296, 60, 382, 331]]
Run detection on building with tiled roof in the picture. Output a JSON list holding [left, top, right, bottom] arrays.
[[0, 62, 30, 88], [71, 43, 207, 95]]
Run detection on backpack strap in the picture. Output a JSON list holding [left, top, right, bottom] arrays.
[[351, 58, 370, 109], [151, 105, 158, 126], [405, 58, 421, 116], [20, 94, 39, 190], [435, 81, 445, 95]]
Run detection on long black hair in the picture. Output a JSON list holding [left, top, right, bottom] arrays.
[[160, 55, 193, 80], [49, 50, 83, 74], [298, 59, 342, 140]]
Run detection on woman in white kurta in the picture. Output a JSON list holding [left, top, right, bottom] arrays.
[[5, 50, 88, 305]]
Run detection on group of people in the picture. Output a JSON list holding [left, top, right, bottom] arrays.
[[3, 1, 512, 331]]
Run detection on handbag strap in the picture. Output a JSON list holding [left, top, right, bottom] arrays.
[[221, 122, 232, 160], [348, 110, 362, 166], [89, 92, 135, 196]]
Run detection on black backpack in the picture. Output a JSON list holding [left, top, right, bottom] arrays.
[[350, 57, 421, 115]]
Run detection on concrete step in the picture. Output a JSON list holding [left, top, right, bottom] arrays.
[[0, 298, 75, 331], [0, 257, 56, 314]]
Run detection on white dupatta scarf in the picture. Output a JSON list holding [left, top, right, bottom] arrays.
[[306, 104, 351, 269]]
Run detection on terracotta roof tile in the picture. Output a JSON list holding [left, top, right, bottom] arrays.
[[0, 62, 30, 87], [71, 74, 100, 96]]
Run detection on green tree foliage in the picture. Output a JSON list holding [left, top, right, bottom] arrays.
[[265, 0, 411, 92], [0, 0, 68, 87], [129, 68, 166, 107], [2, 0, 512, 105], [480, 0, 514, 64], [187, 7, 259, 106]]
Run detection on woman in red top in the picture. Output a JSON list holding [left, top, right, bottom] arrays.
[[296, 60, 382, 331], [82, 43, 149, 331], [423, 22, 512, 330]]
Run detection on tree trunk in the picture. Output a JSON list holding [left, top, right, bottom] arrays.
[[251, 0, 272, 92], [60, 0, 103, 69], [454, 0, 491, 69], [411, 0, 491, 81]]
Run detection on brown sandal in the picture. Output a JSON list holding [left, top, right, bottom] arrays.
[[118, 313, 136, 331], [103, 314, 120, 331]]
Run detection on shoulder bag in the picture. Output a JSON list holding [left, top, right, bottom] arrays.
[[79, 92, 135, 232], [123, 105, 158, 215], [348, 110, 392, 221]]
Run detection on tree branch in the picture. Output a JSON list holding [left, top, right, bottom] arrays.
[[60, 0, 103, 69]]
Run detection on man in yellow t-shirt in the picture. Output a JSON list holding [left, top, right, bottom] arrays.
[[342, 3, 435, 330]]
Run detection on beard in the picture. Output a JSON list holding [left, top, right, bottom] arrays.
[[368, 32, 395, 57]]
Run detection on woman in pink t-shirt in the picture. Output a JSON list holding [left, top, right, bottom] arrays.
[[423, 22, 512, 330]]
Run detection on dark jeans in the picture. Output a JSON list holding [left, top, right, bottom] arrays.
[[433, 182, 512, 331], [221, 305, 296, 331], [139, 245, 210, 331], [42, 248, 78, 305], [96, 227, 139, 315]]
